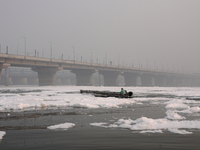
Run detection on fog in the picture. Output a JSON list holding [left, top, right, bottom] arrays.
[[0, 0, 200, 73]]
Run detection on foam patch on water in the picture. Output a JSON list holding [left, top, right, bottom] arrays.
[[90, 117, 200, 134], [90, 122, 118, 128], [2, 86, 200, 135], [0, 131, 6, 140], [139, 130, 163, 134], [47, 123, 75, 130], [175, 106, 200, 114], [168, 128, 192, 134], [165, 110, 186, 120], [90, 122, 107, 127], [165, 102, 189, 109], [0, 86, 142, 111], [1, 86, 200, 112]]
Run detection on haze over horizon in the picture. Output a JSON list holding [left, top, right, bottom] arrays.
[[0, 0, 200, 73]]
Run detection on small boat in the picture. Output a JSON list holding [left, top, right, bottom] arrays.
[[80, 90, 133, 98]]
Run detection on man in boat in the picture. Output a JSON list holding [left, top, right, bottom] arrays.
[[120, 88, 127, 95]]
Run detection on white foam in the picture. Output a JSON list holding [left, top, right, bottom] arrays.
[[165, 110, 185, 120], [174, 106, 200, 114], [165, 102, 189, 110], [90, 122, 119, 128], [0, 86, 140, 112], [121, 117, 200, 131], [91, 116, 200, 134], [1, 86, 200, 134], [90, 122, 107, 127], [0, 131, 6, 140], [139, 130, 163, 133], [168, 128, 192, 134], [47, 123, 75, 130], [190, 107, 200, 112]]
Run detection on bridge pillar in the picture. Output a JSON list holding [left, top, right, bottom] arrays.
[[59, 78, 71, 85], [140, 74, 154, 86], [5, 67, 9, 86], [0, 63, 10, 84], [165, 76, 176, 87], [12, 77, 27, 85], [191, 77, 200, 87], [195, 77, 200, 87], [175, 76, 184, 86], [181, 77, 190, 87], [56, 78, 62, 85], [187, 77, 192, 86], [178, 76, 193, 87], [99, 71, 120, 86], [154, 75, 167, 87], [32, 67, 62, 86], [27, 77, 38, 85], [71, 69, 95, 86], [123, 72, 139, 86], [181, 77, 187, 87], [1, 76, 12, 85]]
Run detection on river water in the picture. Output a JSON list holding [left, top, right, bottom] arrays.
[[1, 86, 200, 149]]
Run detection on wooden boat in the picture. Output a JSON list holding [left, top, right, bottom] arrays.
[[80, 90, 133, 98]]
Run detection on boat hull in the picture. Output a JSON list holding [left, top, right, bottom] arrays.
[[80, 90, 133, 98]]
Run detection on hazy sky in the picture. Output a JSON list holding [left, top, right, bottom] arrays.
[[0, 0, 200, 73]]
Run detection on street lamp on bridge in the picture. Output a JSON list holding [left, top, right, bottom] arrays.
[[72, 46, 75, 63], [17, 44, 20, 55], [49, 41, 52, 60], [22, 36, 26, 57], [42, 48, 45, 57]]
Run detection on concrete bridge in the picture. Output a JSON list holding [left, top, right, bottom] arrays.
[[0, 67, 76, 86], [0, 53, 199, 86]]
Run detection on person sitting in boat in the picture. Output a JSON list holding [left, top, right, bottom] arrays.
[[120, 88, 127, 95]]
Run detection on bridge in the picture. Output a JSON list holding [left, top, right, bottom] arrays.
[[0, 53, 199, 86], [0, 67, 76, 86]]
